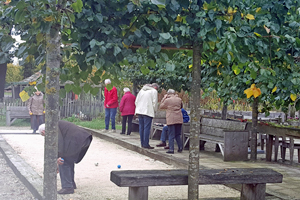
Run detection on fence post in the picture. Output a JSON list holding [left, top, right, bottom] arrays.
[[6, 106, 11, 126]]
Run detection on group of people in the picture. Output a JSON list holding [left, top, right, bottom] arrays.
[[104, 79, 189, 154], [27, 79, 188, 195]]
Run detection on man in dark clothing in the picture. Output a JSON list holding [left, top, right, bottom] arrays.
[[38, 121, 93, 194]]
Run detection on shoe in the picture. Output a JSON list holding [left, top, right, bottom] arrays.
[[143, 146, 154, 149], [32, 130, 36, 134], [164, 146, 169, 149], [120, 132, 125, 135], [156, 142, 166, 147], [127, 133, 131, 135], [57, 188, 74, 194], [111, 129, 116, 133], [166, 150, 174, 154], [103, 129, 109, 133], [73, 182, 77, 189], [178, 148, 183, 153]]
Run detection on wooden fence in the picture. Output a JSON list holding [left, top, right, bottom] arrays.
[[0, 97, 104, 120]]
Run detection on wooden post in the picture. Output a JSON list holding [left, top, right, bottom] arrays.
[[128, 187, 148, 200], [266, 134, 274, 161], [290, 137, 294, 164], [6, 107, 10, 126]]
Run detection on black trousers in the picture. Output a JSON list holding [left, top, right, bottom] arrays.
[[121, 115, 134, 135]]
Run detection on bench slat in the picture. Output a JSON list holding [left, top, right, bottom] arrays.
[[110, 168, 282, 187], [202, 118, 247, 130]]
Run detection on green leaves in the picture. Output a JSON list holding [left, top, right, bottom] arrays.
[[71, 0, 83, 13], [159, 33, 171, 40], [151, 0, 166, 7]]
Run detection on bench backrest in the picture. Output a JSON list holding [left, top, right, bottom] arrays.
[[7, 106, 29, 117], [201, 118, 247, 137]]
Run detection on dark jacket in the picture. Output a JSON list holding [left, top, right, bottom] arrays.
[[181, 108, 190, 123], [58, 121, 93, 163], [104, 86, 118, 108], [120, 91, 136, 116]]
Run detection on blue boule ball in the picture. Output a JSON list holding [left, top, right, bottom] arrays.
[[117, 165, 121, 169]]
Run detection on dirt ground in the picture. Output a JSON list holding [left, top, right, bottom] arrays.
[[1, 131, 240, 200]]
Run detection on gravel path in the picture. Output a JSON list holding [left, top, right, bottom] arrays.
[[0, 152, 36, 200], [1, 131, 239, 200]]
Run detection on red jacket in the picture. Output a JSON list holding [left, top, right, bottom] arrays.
[[119, 91, 136, 116], [104, 86, 118, 108]]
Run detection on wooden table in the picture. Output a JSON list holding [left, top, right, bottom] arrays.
[[256, 124, 300, 163]]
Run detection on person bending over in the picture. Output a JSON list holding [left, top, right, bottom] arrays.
[[38, 121, 93, 194]]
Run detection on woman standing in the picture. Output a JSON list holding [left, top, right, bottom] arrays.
[[27, 89, 44, 133], [119, 88, 136, 135], [159, 89, 183, 154]]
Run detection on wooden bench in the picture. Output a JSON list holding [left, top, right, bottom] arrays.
[[132, 111, 166, 140], [6, 106, 30, 126], [110, 168, 283, 200], [183, 117, 249, 161]]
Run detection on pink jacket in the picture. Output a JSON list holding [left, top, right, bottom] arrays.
[[119, 91, 136, 116], [104, 86, 118, 108], [159, 94, 183, 125]]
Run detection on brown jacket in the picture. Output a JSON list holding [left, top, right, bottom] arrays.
[[159, 94, 183, 125], [27, 93, 44, 115]]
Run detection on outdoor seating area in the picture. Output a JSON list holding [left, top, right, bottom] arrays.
[[130, 109, 300, 164]]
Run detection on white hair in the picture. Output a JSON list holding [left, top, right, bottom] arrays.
[[123, 87, 130, 93], [38, 124, 45, 134], [104, 79, 111, 85], [167, 89, 175, 94]]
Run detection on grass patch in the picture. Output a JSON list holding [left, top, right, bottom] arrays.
[[63, 116, 122, 130], [0, 114, 121, 130], [0, 118, 31, 127]]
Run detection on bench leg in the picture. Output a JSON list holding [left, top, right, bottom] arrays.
[[289, 138, 294, 165], [199, 140, 206, 151], [241, 183, 266, 200], [128, 187, 148, 200], [274, 136, 279, 162]]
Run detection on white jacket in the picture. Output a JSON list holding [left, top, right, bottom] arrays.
[[135, 85, 158, 118]]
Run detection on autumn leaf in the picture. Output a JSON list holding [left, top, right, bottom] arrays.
[[256, 7, 261, 13], [29, 81, 36, 86], [254, 32, 261, 37], [264, 25, 270, 34], [291, 94, 297, 101], [4, 0, 11, 5], [244, 88, 253, 98], [272, 86, 277, 93], [246, 14, 255, 20], [175, 15, 182, 22], [253, 88, 261, 98], [244, 84, 261, 98], [122, 42, 129, 49], [44, 16, 54, 22]]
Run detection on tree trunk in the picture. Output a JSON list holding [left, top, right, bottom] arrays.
[[250, 97, 258, 160], [221, 103, 228, 120], [0, 63, 7, 100], [43, 25, 61, 199], [188, 42, 202, 200]]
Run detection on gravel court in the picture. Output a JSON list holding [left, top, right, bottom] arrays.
[[1, 132, 240, 200]]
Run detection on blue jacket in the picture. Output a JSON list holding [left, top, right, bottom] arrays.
[[181, 108, 190, 123]]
